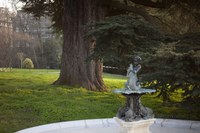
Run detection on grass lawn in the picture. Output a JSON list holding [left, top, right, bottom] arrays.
[[0, 69, 199, 133]]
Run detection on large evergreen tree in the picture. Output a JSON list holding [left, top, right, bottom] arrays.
[[19, 0, 200, 91], [55, 0, 108, 90]]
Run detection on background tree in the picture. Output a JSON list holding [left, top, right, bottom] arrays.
[[12, 10, 43, 68], [0, 7, 14, 68], [0, 28, 11, 67]]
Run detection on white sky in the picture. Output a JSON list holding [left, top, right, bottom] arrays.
[[0, 0, 23, 12], [0, 0, 12, 10]]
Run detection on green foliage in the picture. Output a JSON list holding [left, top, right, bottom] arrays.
[[142, 33, 200, 104], [23, 58, 34, 69], [86, 15, 163, 68]]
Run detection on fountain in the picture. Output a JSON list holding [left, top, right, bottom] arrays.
[[113, 56, 156, 133]]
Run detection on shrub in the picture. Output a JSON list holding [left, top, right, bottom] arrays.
[[23, 58, 34, 69]]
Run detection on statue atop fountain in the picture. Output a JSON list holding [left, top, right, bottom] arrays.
[[125, 56, 142, 91], [113, 56, 156, 133]]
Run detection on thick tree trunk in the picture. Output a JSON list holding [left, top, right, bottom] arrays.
[[54, 0, 107, 91]]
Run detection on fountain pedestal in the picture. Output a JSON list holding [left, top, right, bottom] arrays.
[[113, 88, 156, 133], [115, 117, 155, 133], [114, 88, 156, 121]]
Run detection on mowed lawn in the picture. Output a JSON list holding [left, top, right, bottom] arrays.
[[0, 69, 199, 133]]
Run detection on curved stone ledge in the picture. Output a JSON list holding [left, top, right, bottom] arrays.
[[16, 118, 200, 133]]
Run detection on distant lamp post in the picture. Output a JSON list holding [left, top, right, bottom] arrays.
[[17, 52, 24, 69]]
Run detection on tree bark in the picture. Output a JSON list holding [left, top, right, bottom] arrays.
[[54, 0, 107, 91]]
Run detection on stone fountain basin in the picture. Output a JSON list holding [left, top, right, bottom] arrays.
[[16, 118, 200, 133], [113, 88, 156, 95]]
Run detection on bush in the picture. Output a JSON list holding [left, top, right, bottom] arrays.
[[23, 58, 34, 69]]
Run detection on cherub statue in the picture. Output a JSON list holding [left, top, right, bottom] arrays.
[[125, 56, 142, 91]]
